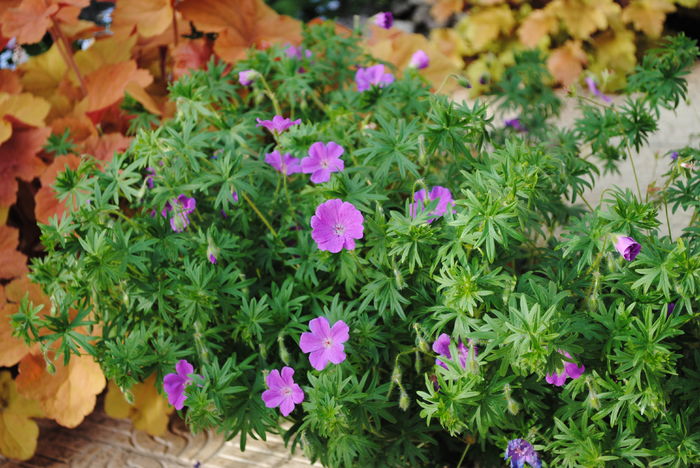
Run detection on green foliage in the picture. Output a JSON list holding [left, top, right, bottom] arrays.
[[17, 23, 700, 468]]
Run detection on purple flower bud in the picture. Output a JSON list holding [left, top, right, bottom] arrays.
[[373, 12, 393, 29], [479, 75, 488, 85], [208, 253, 217, 264], [238, 69, 259, 86], [667, 302, 676, 316], [409, 50, 430, 70], [670, 151, 679, 161], [614, 235, 641, 261], [145, 167, 156, 189], [585, 76, 612, 103]]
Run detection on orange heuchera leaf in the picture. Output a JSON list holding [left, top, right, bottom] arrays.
[[0, 92, 50, 144], [365, 27, 461, 93], [104, 375, 174, 436], [549, 0, 620, 39], [0, 71, 22, 94], [456, 5, 515, 53], [518, 10, 557, 48], [82, 133, 132, 163], [430, 28, 468, 67], [0, 276, 51, 367], [16, 352, 106, 428], [622, 0, 675, 38], [84, 60, 153, 116], [0, 225, 27, 281], [0, 126, 50, 206], [178, 0, 301, 63], [429, 0, 465, 23], [111, 0, 173, 38], [172, 38, 214, 80], [547, 40, 587, 86], [35, 153, 82, 225], [0, 371, 43, 461], [50, 114, 97, 144], [0, 0, 58, 45]]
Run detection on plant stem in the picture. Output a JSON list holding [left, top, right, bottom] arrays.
[[664, 195, 673, 239], [50, 26, 87, 98], [456, 441, 472, 468], [171, 8, 179, 47], [260, 76, 282, 115], [241, 192, 278, 238]]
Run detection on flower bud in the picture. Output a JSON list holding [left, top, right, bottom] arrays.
[[399, 389, 410, 411], [238, 69, 260, 86], [207, 244, 219, 265], [278, 335, 291, 365]]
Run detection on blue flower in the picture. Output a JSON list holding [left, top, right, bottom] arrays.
[[504, 439, 541, 468]]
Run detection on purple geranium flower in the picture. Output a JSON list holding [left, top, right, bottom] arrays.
[[505, 118, 526, 132], [256, 115, 302, 134], [355, 65, 395, 92], [409, 50, 430, 70], [432, 333, 476, 369], [238, 69, 259, 86], [299, 317, 350, 370], [161, 194, 196, 232], [546, 350, 585, 387], [301, 141, 345, 183], [504, 439, 542, 468], [310, 199, 364, 253], [145, 167, 156, 189], [163, 359, 196, 410], [265, 150, 302, 175], [261, 366, 305, 417], [285, 45, 312, 59], [585, 76, 612, 104], [409, 186, 455, 223], [373, 11, 393, 29], [614, 235, 641, 261], [670, 151, 679, 161]]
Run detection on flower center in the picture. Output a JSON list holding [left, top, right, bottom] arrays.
[[322, 338, 333, 349], [320, 160, 329, 168], [333, 223, 345, 236], [282, 386, 292, 396]]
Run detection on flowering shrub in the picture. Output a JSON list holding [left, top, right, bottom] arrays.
[[15, 21, 700, 467]]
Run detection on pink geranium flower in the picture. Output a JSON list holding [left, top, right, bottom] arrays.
[[163, 359, 196, 410], [299, 317, 350, 370], [301, 141, 345, 183], [256, 115, 302, 134], [432, 333, 476, 369], [355, 65, 394, 92], [265, 150, 301, 175], [614, 235, 641, 261], [409, 50, 430, 70], [409, 186, 455, 223], [310, 199, 364, 253], [545, 350, 585, 387], [238, 69, 259, 86], [261, 366, 304, 416]]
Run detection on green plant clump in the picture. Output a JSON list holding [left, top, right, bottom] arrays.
[[15, 22, 700, 467]]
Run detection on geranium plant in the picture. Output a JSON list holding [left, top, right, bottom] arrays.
[[14, 20, 700, 467]]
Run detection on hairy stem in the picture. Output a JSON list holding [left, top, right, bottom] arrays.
[[51, 26, 87, 98]]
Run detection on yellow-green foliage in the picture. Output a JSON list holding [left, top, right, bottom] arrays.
[[428, 0, 697, 92]]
